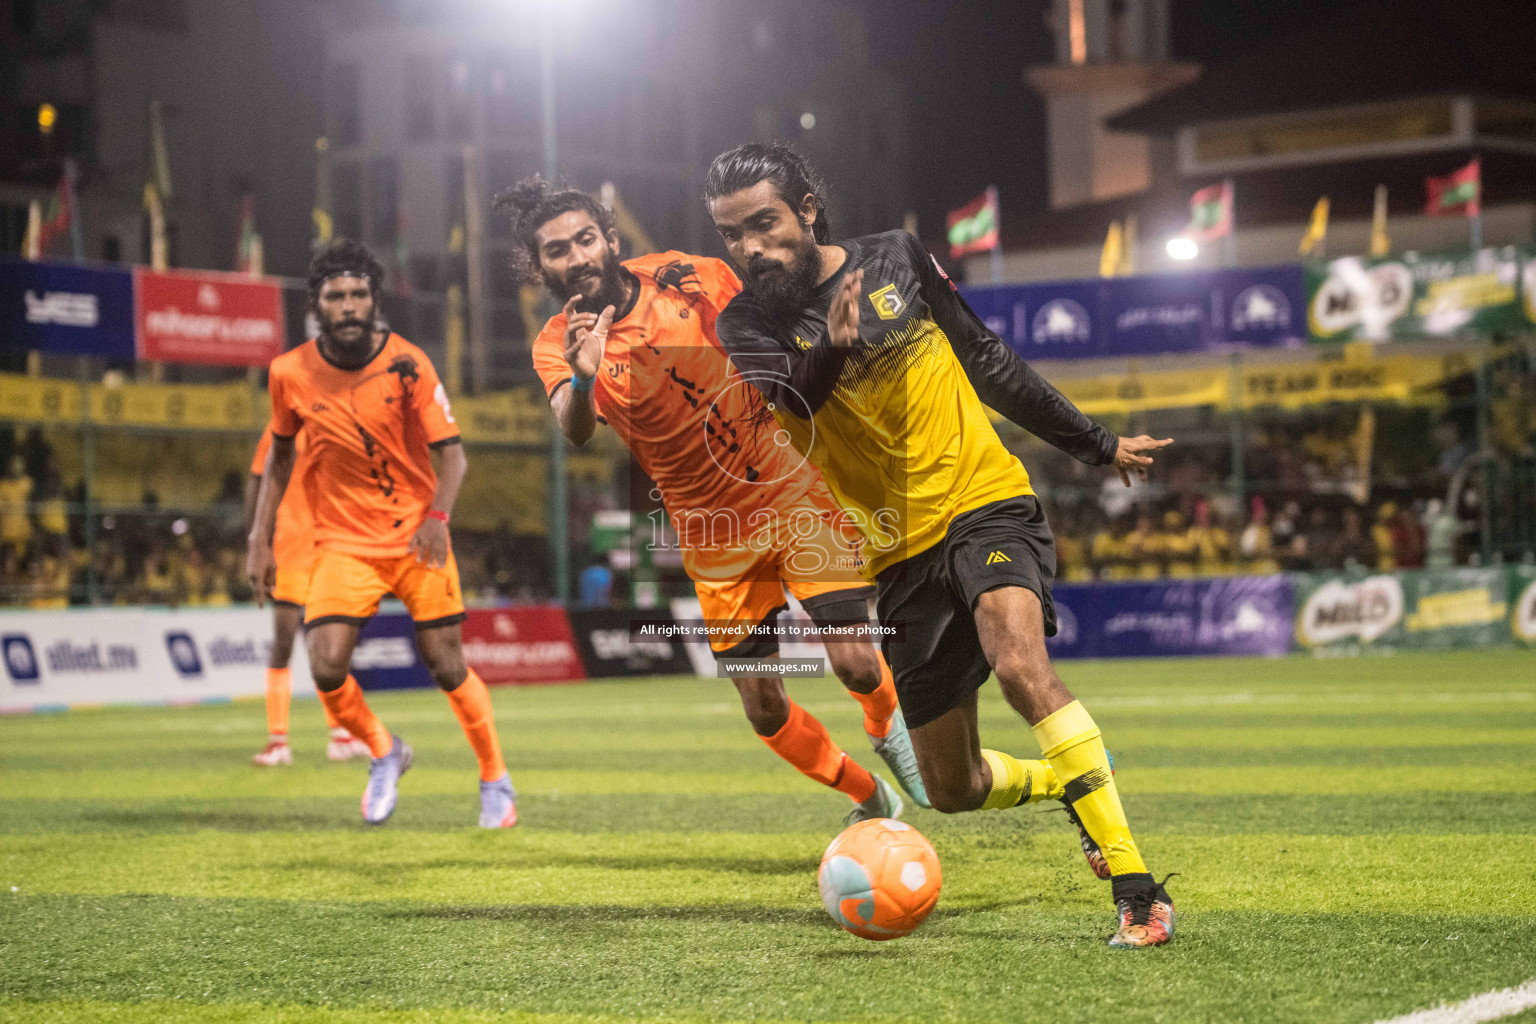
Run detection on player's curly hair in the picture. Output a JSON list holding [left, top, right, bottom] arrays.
[[306, 238, 385, 299], [704, 142, 831, 244], [492, 175, 616, 285]]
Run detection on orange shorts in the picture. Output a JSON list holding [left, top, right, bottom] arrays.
[[270, 561, 314, 607], [304, 547, 465, 629], [692, 509, 872, 655]]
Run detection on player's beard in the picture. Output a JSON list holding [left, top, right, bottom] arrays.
[[546, 249, 627, 316], [743, 230, 822, 324], [318, 311, 378, 368]]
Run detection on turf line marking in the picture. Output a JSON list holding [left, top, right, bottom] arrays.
[[1373, 979, 1536, 1024]]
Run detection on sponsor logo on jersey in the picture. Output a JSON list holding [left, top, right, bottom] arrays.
[[868, 284, 906, 321], [985, 550, 1012, 565]]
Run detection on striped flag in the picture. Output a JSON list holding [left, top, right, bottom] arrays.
[[1425, 158, 1480, 216], [946, 187, 1000, 260]]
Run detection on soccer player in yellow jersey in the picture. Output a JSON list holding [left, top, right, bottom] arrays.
[[708, 144, 1177, 947], [498, 176, 938, 823]]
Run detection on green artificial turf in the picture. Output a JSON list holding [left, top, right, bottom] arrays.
[[2, 649, 1534, 1023]]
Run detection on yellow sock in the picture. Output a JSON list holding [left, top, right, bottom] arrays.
[[979, 749, 1062, 809], [1033, 700, 1147, 877]]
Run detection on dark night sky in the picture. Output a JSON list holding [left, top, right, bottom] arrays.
[[862, 0, 1355, 242]]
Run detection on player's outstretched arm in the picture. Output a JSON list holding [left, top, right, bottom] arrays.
[[905, 233, 1134, 466], [1112, 435, 1175, 487], [245, 434, 296, 607]]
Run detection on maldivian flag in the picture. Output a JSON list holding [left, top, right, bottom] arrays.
[[947, 187, 999, 259], [1184, 181, 1233, 242], [1425, 158, 1480, 216], [36, 171, 72, 253]]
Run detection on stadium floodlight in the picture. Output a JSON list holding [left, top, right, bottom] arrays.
[[1166, 236, 1198, 260]]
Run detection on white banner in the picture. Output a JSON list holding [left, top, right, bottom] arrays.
[[0, 607, 309, 712]]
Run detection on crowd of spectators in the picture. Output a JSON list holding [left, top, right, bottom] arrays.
[[1047, 496, 1459, 583]]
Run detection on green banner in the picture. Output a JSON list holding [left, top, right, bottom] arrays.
[[1293, 567, 1512, 652], [1511, 566, 1536, 647], [1307, 245, 1536, 342]]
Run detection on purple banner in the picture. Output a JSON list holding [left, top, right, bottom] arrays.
[[960, 264, 1306, 361], [1046, 575, 1294, 659], [350, 612, 433, 691]]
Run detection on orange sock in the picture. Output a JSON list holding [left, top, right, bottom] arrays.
[[761, 701, 876, 803], [443, 669, 507, 782], [848, 654, 899, 738], [319, 693, 343, 730], [318, 675, 391, 758], [264, 668, 291, 738]]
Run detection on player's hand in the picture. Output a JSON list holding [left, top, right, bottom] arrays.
[[562, 295, 612, 381], [245, 542, 276, 608], [1113, 435, 1174, 487], [410, 517, 450, 569], [827, 268, 864, 348]]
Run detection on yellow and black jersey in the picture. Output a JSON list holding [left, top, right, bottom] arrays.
[[716, 230, 1117, 578]]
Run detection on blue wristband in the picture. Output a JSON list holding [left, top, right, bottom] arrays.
[[570, 374, 594, 395]]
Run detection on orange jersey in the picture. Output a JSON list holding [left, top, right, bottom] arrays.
[[251, 423, 317, 571], [532, 253, 831, 577], [268, 333, 458, 558]]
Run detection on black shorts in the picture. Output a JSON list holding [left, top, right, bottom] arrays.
[[874, 496, 1057, 729]]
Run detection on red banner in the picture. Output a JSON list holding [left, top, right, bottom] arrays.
[[462, 607, 586, 685], [134, 268, 284, 366]]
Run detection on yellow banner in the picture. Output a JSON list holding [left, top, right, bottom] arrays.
[[0, 374, 85, 423], [452, 390, 550, 446], [0, 373, 554, 443], [1042, 349, 1476, 416], [88, 380, 262, 431], [1235, 350, 1475, 411], [1054, 366, 1229, 416]]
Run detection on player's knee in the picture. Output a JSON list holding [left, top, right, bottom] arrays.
[[926, 771, 987, 814], [735, 679, 790, 735], [427, 655, 468, 691], [829, 651, 880, 693], [309, 663, 347, 692], [992, 647, 1050, 694]]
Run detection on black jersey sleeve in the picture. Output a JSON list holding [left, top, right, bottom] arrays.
[[716, 298, 852, 418], [905, 234, 1119, 467]]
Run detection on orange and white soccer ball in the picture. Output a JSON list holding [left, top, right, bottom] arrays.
[[818, 818, 942, 940]]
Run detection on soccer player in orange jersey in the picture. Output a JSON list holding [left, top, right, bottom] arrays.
[[244, 424, 370, 765], [246, 239, 515, 828], [497, 176, 933, 823]]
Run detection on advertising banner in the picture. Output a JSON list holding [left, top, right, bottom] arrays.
[[460, 607, 585, 685], [1510, 566, 1536, 647], [962, 264, 1305, 361], [349, 612, 433, 691], [1, 607, 311, 712], [1045, 575, 1294, 660], [1306, 246, 1529, 342], [0, 257, 136, 360], [134, 267, 285, 366], [1293, 568, 1510, 652], [568, 607, 694, 678]]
